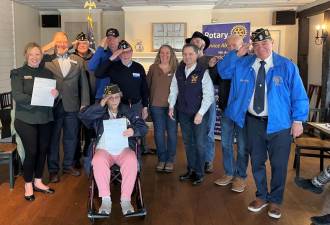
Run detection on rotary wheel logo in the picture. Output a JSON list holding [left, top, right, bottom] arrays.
[[231, 25, 247, 38]]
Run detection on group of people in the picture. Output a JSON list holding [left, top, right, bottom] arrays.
[[10, 26, 310, 220]]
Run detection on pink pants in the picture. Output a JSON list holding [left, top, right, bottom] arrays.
[[92, 148, 138, 201]]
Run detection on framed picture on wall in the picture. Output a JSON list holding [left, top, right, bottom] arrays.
[[152, 23, 186, 51]]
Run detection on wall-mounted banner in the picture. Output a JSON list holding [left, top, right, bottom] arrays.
[[202, 22, 251, 56]]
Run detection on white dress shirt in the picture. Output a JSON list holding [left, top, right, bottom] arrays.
[[168, 63, 214, 116], [57, 54, 71, 78], [248, 54, 273, 117]]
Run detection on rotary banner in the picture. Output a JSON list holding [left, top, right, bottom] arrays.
[[202, 22, 250, 139], [202, 22, 251, 56]]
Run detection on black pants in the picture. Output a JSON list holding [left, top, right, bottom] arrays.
[[14, 119, 53, 182]]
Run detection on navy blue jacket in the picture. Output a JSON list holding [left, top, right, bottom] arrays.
[[78, 103, 148, 149]]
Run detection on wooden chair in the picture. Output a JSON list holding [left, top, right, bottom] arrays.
[[293, 106, 330, 178], [0, 92, 18, 190]]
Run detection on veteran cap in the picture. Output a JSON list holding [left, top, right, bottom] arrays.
[[118, 40, 132, 50], [185, 31, 210, 50], [106, 28, 119, 38], [76, 32, 88, 41], [251, 28, 272, 42], [104, 84, 121, 96]]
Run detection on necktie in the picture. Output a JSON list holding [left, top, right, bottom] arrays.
[[253, 61, 266, 114]]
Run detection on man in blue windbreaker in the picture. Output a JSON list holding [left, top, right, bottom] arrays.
[[88, 28, 120, 101], [217, 28, 309, 219]]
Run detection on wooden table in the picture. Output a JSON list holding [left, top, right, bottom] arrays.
[[307, 122, 330, 135]]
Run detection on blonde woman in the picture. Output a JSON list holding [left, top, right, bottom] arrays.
[[147, 45, 178, 172], [11, 42, 58, 201]]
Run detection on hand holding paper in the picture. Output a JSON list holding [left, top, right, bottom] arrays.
[[31, 77, 57, 107]]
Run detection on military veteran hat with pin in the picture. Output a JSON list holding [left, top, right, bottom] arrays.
[[106, 28, 119, 38], [76, 32, 88, 41], [251, 28, 272, 42], [104, 84, 121, 96], [118, 40, 132, 50]]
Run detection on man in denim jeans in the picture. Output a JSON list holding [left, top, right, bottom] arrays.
[[214, 34, 249, 193]]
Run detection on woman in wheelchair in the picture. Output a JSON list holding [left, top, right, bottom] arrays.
[[79, 84, 148, 216]]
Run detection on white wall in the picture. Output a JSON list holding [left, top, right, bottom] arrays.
[[0, 1, 14, 92], [102, 11, 125, 40], [123, 6, 212, 52], [121, 6, 298, 63], [14, 2, 41, 67], [308, 13, 324, 86]]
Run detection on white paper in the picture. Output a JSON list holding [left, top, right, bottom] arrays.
[[31, 77, 56, 107], [103, 118, 129, 155]]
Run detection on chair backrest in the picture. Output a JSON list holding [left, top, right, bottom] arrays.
[[0, 92, 13, 110], [0, 109, 11, 139], [307, 85, 322, 122]]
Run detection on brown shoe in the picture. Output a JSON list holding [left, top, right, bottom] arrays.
[[49, 172, 60, 183], [63, 167, 81, 177], [214, 175, 233, 186], [164, 163, 174, 173], [268, 203, 281, 219], [247, 198, 268, 212], [156, 162, 165, 172], [231, 177, 247, 193]]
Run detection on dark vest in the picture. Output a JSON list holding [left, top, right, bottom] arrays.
[[176, 62, 206, 116]]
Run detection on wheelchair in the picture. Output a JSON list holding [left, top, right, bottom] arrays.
[[86, 138, 147, 223]]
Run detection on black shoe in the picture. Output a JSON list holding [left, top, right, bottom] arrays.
[[49, 173, 60, 183], [63, 167, 81, 177], [192, 176, 204, 186], [24, 195, 35, 201], [205, 162, 214, 174], [311, 214, 330, 225], [179, 171, 195, 181], [74, 161, 82, 169], [33, 186, 55, 194], [294, 177, 323, 194]]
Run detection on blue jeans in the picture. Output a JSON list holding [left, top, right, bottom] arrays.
[[150, 106, 177, 163], [220, 113, 249, 179], [48, 102, 80, 173], [205, 102, 216, 163], [178, 111, 209, 177]]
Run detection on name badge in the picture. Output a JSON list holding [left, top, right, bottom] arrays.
[[132, 73, 140, 78], [23, 75, 33, 80]]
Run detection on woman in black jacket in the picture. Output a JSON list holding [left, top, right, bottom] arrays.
[[79, 84, 148, 216], [11, 42, 58, 201]]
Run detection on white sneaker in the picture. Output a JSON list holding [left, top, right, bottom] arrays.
[[120, 200, 135, 215], [98, 197, 112, 215]]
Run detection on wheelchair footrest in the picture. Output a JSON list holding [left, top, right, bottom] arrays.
[[88, 212, 110, 219], [124, 208, 147, 218]]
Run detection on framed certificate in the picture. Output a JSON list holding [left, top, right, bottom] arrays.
[[152, 23, 186, 51]]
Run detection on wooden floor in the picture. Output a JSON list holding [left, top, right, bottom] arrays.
[[0, 132, 328, 225]]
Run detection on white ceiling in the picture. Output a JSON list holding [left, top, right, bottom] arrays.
[[13, 0, 317, 11]]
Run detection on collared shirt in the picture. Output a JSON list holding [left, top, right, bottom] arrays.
[[123, 60, 133, 68], [168, 63, 214, 116], [248, 54, 273, 116], [57, 54, 71, 77]]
